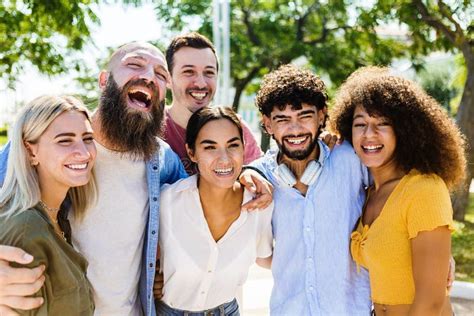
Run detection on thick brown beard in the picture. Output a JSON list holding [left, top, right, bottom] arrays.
[[99, 75, 165, 160]]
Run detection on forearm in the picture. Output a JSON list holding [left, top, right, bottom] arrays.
[[256, 256, 272, 269]]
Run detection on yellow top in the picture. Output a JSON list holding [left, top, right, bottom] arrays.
[[350, 170, 454, 305]]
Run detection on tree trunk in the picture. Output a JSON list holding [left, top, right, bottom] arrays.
[[453, 63, 474, 221], [231, 67, 260, 112]]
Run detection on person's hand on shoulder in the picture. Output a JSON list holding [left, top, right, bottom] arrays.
[[239, 168, 273, 211]]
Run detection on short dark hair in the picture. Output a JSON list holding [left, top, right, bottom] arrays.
[[255, 64, 328, 118], [330, 66, 467, 190], [186, 106, 243, 151], [166, 32, 218, 74]]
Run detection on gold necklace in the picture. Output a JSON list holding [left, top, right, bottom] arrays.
[[38, 201, 66, 241], [38, 200, 60, 223]]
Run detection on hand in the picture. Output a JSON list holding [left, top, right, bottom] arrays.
[[239, 169, 273, 211], [447, 256, 455, 291], [319, 131, 338, 150], [0, 246, 45, 314], [153, 270, 164, 300]]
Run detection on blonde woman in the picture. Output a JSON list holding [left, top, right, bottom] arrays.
[[0, 95, 97, 315]]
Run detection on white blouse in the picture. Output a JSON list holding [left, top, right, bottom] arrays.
[[159, 175, 273, 311]]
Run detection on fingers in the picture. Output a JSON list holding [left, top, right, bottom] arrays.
[[0, 264, 45, 286], [0, 296, 44, 311], [447, 256, 455, 290], [0, 246, 33, 264], [242, 175, 273, 211], [0, 305, 20, 316], [153, 272, 164, 299], [239, 174, 256, 193], [0, 275, 45, 297]]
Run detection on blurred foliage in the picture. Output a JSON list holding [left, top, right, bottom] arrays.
[[153, 0, 407, 110], [0, 0, 100, 87], [452, 192, 474, 282]]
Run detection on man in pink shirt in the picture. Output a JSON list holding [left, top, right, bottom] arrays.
[[164, 32, 262, 174]]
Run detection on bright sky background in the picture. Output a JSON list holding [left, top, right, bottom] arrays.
[[0, 2, 164, 124]]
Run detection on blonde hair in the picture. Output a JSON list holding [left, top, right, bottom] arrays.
[[0, 95, 97, 220]]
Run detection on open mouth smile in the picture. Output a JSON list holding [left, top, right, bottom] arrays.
[[361, 144, 384, 153], [213, 167, 234, 177], [189, 90, 208, 101], [284, 135, 309, 146], [65, 163, 88, 170], [128, 87, 153, 110]]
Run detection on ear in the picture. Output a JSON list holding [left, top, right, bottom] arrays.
[[318, 108, 327, 126], [262, 115, 273, 135], [24, 141, 39, 165], [98, 70, 109, 90], [185, 144, 198, 163]]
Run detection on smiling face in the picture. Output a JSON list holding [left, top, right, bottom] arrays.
[[187, 119, 244, 189], [170, 47, 217, 113], [352, 105, 397, 170], [28, 110, 96, 194], [102, 43, 169, 113], [263, 103, 325, 161]]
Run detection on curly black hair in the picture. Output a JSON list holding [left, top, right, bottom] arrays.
[[255, 64, 328, 118], [330, 66, 467, 190]]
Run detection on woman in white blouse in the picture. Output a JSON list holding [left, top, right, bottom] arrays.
[[157, 106, 273, 315]]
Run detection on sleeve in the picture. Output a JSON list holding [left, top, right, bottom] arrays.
[[160, 144, 188, 186], [0, 141, 11, 186], [256, 201, 274, 258], [404, 175, 455, 239], [240, 118, 263, 164]]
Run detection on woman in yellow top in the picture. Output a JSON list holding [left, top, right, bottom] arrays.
[[0, 95, 97, 315], [331, 66, 466, 316]]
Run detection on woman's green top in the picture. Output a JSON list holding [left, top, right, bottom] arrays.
[[0, 204, 94, 315]]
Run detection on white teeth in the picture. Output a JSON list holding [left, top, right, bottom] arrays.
[[214, 167, 233, 174], [66, 163, 87, 170], [286, 137, 307, 145], [362, 145, 383, 151], [190, 92, 207, 100], [129, 88, 151, 99]]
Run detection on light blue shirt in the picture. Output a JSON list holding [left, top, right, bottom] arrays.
[[251, 141, 372, 315], [0, 139, 188, 316]]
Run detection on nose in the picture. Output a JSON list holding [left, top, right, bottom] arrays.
[[193, 73, 207, 89], [363, 123, 377, 137], [140, 66, 157, 85], [217, 148, 231, 163], [74, 141, 92, 160]]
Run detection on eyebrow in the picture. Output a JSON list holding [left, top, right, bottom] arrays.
[[54, 132, 93, 139], [298, 110, 316, 116], [353, 114, 365, 119], [181, 64, 217, 70], [199, 137, 241, 145]]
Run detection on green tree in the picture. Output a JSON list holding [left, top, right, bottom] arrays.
[[369, 0, 473, 220], [0, 0, 99, 86], [153, 0, 406, 111]]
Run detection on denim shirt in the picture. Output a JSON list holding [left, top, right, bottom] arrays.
[[250, 141, 372, 315], [0, 140, 188, 316]]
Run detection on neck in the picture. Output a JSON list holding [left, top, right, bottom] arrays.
[[197, 177, 242, 215], [279, 144, 320, 179], [91, 111, 120, 151], [168, 102, 193, 129], [369, 161, 406, 191]]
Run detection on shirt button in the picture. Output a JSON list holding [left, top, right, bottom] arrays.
[[208, 270, 212, 273], [152, 230, 156, 235], [152, 165, 158, 170], [201, 291, 205, 295], [309, 286, 314, 291], [149, 263, 153, 268], [306, 227, 311, 232], [152, 197, 158, 202]]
